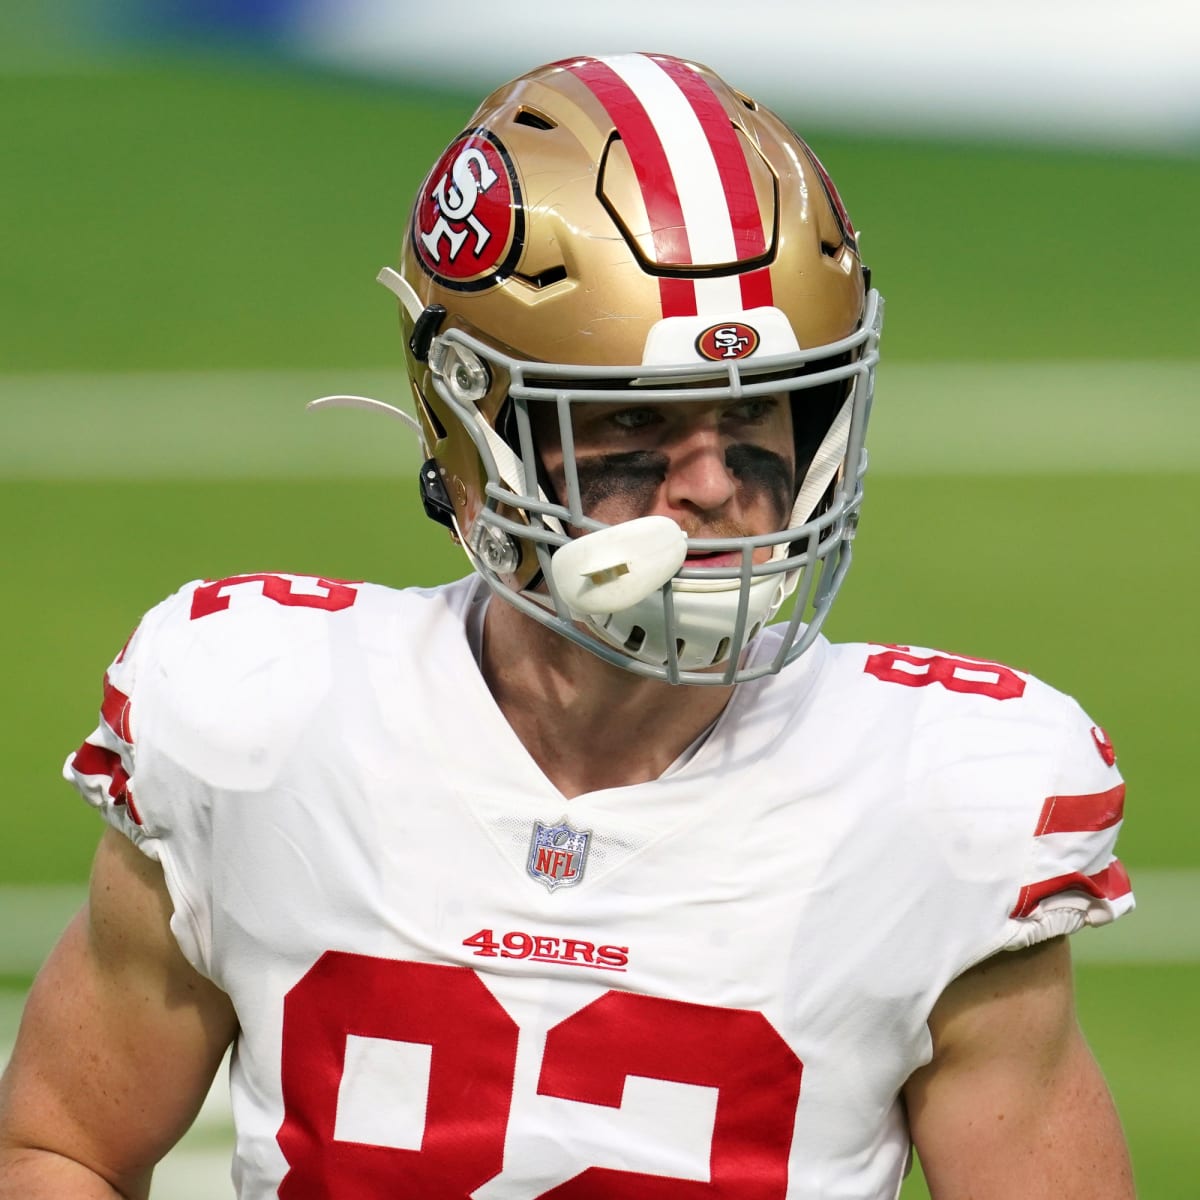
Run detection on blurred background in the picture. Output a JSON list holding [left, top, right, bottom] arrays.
[[1, 1, 1197, 1195]]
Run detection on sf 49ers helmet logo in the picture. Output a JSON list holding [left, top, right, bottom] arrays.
[[695, 322, 760, 361], [412, 128, 524, 291]]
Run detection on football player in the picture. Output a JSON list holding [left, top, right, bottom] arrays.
[[0, 53, 1135, 1199]]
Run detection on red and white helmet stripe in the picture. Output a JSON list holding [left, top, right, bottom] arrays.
[[565, 53, 773, 319]]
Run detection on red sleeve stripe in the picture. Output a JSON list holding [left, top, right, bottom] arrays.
[[101, 673, 133, 744], [69, 741, 143, 825], [1010, 859, 1131, 919], [1033, 784, 1125, 837], [71, 740, 118, 780]]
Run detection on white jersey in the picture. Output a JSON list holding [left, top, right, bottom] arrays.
[[66, 572, 1133, 1200]]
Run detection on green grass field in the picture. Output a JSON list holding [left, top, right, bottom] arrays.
[[2, 49, 1197, 1198]]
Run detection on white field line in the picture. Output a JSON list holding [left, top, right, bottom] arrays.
[[148, 1144, 236, 1200], [2, 879, 1196, 1056], [1, 363, 1197, 480], [0, 885, 84, 976], [1, 869, 1196, 980]]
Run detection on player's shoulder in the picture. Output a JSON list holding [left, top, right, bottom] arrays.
[[813, 635, 1122, 815], [820, 637, 1090, 731], [126, 571, 468, 666], [110, 572, 474, 750], [814, 637, 1130, 945]]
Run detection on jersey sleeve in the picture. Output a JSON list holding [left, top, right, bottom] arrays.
[[62, 573, 369, 980], [63, 584, 214, 974], [999, 697, 1133, 950], [64, 604, 163, 846]]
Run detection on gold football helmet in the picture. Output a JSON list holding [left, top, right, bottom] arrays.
[[383, 52, 882, 684]]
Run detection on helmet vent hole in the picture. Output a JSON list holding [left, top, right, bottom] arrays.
[[515, 108, 556, 131], [819, 240, 843, 258], [623, 626, 647, 653], [711, 637, 730, 665], [417, 393, 447, 441], [512, 264, 568, 290]]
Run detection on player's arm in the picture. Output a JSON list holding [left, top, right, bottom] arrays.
[[904, 935, 1134, 1199], [0, 828, 237, 1199]]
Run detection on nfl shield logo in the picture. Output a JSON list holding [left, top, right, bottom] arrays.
[[527, 818, 591, 892]]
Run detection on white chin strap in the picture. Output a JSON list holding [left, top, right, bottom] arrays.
[[547, 395, 854, 670], [792, 396, 853, 528]]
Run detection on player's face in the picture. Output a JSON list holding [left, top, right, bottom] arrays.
[[534, 395, 796, 565]]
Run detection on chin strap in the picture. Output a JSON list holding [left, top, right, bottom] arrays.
[[790, 395, 853, 528], [376, 264, 561, 537], [377, 266, 425, 322]]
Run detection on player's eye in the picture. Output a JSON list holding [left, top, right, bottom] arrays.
[[724, 398, 777, 423], [610, 406, 661, 431]]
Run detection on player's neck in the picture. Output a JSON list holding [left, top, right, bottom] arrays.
[[480, 599, 735, 799]]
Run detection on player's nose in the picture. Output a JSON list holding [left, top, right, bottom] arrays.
[[662, 418, 737, 515]]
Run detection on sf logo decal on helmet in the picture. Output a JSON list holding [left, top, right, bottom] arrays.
[[695, 321, 761, 361], [421, 147, 498, 261], [412, 129, 524, 291]]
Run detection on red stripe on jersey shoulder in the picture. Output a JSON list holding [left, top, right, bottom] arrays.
[[1034, 784, 1125, 837], [101, 673, 133, 744], [1010, 860, 1132, 920], [71, 741, 143, 825], [566, 57, 697, 318]]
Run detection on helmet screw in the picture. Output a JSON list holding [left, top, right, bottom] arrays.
[[475, 526, 520, 575]]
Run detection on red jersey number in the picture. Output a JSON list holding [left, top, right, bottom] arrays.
[[277, 953, 801, 1198], [538, 990, 800, 1198], [864, 646, 1026, 700], [277, 956, 515, 1198], [190, 574, 359, 620]]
